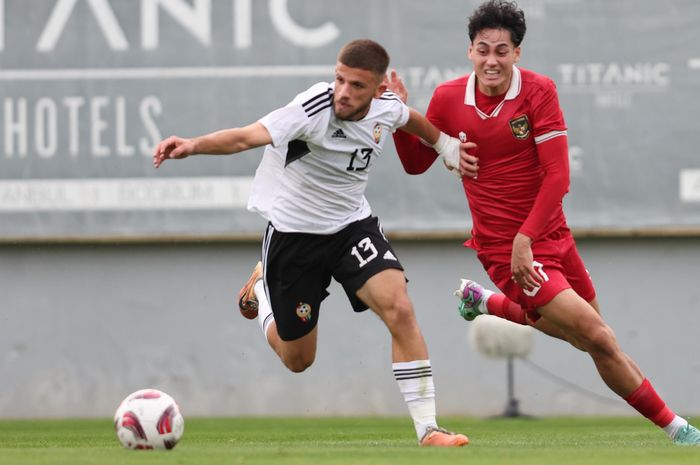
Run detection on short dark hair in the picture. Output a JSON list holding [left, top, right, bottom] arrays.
[[337, 39, 390, 77], [468, 0, 526, 47]]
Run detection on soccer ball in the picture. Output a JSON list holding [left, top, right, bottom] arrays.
[[113, 389, 185, 450]]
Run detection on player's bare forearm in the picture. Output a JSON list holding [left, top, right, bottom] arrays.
[[402, 108, 440, 145], [397, 110, 473, 177], [192, 123, 272, 155], [153, 122, 272, 168]]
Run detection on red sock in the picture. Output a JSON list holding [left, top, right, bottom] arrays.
[[485, 294, 527, 325], [624, 378, 675, 427]]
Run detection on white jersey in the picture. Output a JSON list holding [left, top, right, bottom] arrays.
[[248, 81, 410, 234]]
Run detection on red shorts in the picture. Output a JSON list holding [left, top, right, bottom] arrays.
[[475, 233, 596, 315]]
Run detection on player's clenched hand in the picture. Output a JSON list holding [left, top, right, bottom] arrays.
[[153, 136, 195, 168], [511, 233, 543, 291], [386, 69, 408, 103], [459, 142, 479, 179]]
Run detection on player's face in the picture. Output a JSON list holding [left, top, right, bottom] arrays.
[[333, 62, 387, 121], [468, 28, 521, 96]]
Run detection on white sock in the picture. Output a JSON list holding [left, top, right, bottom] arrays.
[[254, 280, 274, 341], [664, 415, 688, 439], [393, 360, 438, 441]]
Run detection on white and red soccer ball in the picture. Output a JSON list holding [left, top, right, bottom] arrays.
[[114, 389, 185, 450]]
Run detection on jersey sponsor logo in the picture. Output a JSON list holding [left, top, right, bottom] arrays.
[[295, 302, 312, 323], [373, 123, 382, 143], [509, 115, 531, 140], [383, 250, 397, 261], [331, 128, 347, 139]]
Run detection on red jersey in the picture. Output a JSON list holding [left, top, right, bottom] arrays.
[[394, 66, 571, 251]]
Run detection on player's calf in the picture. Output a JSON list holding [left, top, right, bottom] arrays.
[[239, 262, 263, 319]]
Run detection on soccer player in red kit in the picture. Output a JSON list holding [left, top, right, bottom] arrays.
[[390, 0, 700, 446]]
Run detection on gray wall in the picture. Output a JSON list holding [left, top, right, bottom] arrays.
[[1, 0, 699, 421], [2, 236, 699, 419]]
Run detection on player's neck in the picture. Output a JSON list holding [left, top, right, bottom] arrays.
[[475, 85, 507, 115]]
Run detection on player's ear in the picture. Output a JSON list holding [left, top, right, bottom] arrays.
[[514, 46, 521, 63], [374, 74, 388, 98]]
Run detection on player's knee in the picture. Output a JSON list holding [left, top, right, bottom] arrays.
[[378, 295, 416, 332], [581, 323, 618, 356], [281, 353, 315, 373]]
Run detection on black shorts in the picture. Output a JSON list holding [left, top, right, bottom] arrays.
[[260, 216, 404, 341]]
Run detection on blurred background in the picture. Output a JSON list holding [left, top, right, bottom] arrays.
[[1, 0, 699, 419]]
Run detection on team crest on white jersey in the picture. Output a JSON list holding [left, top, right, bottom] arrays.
[[373, 123, 382, 143]]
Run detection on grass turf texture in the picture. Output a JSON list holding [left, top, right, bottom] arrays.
[[0, 417, 698, 465]]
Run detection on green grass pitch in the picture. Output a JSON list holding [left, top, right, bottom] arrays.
[[0, 416, 698, 465]]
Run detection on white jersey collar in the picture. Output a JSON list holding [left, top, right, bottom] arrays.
[[465, 65, 522, 119]]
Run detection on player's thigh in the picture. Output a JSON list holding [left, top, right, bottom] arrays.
[[274, 325, 319, 365], [356, 268, 412, 322], [263, 226, 332, 342], [537, 288, 605, 338], [332, 216, 405, 312]]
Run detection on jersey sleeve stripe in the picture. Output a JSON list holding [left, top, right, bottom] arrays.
[[535, 130, 567, 144], [380, 90, 401, 102], [306, 102, 333, 117], [302, 89, 332, 108], [304, 95, 332, 113], [302, 87, 333, 117]]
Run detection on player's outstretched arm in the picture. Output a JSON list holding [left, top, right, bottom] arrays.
[[401, 108, 458, 172], [400, 109, 478, 178], [153, 122, 273, 168]]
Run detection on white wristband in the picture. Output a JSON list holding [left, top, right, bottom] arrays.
[[433, 132, 460, 171]]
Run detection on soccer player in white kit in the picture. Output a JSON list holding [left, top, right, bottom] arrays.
[[153, 39, 469, 447]]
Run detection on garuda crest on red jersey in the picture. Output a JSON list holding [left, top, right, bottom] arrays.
[[509, 115, 531, 140]]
